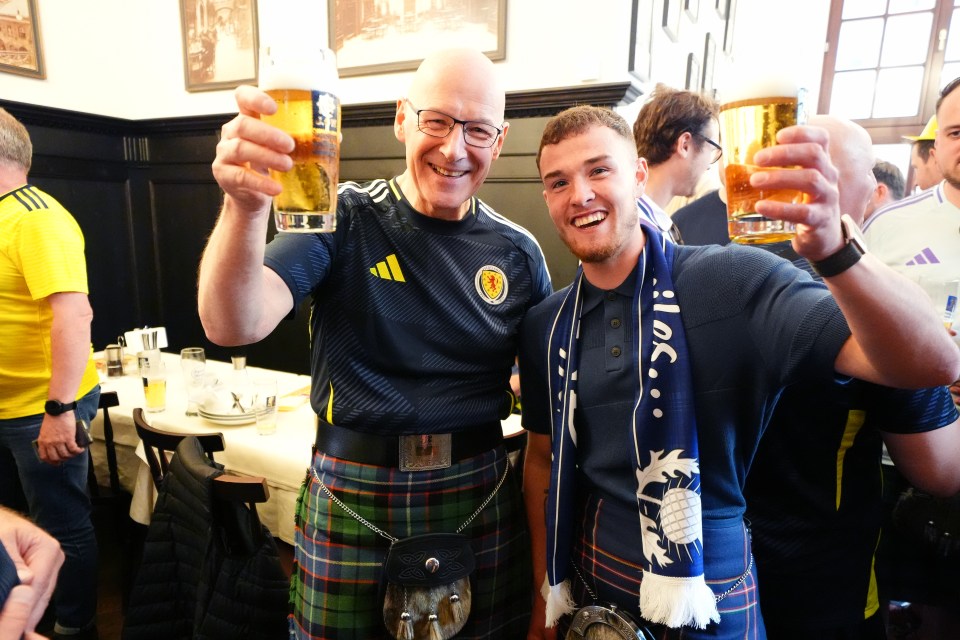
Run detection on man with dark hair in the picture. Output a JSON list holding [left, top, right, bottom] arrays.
[[903, 115, 942, 193], [863, 160, 905, 223], [632, 84, 721, 241]]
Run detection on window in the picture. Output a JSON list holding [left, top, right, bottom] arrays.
[[820, 0, 959, 141]]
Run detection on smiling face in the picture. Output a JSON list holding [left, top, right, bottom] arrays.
[[394, 49, 507, 220], [539, 123, 648, 279]]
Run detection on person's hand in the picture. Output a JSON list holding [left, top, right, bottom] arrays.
[[750, 124, 844, 263], [0, 510, 64, 638], [35, 413, 83, 465], [212, 84, 295, 219]]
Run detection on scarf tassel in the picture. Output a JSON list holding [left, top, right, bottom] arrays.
[[541, 576, 576, 628], [639, 573, 720, 630]]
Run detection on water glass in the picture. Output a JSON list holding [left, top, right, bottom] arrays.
[[180, 347, 206, 416], [254, 378, 278, 435]]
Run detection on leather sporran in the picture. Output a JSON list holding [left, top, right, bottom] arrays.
[[382, 533, 475, 640]]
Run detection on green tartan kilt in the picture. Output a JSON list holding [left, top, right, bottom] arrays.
[[289, 446, 532, 639]]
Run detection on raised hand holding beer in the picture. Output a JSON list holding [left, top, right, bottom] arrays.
[[718, 79, 808, 244], [259, 43, 341, 233]]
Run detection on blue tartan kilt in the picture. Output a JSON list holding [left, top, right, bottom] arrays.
[[289, 447, 532, 639], [559, 492, 765, 640]]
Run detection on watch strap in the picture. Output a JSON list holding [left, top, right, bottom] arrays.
[[45, 399, 78, 416], [809, 241, 864, 278]]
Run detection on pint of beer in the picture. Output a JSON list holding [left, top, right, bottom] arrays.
[[719, 81, 808, 244], [259, 44, 341, 233]]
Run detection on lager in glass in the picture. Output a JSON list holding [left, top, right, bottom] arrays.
[[719, 82, 807, 244], [259, 44, 341, 233]]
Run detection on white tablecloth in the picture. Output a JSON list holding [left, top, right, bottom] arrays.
[[89, 351, 314, 544], [89, 351, 527, 546]]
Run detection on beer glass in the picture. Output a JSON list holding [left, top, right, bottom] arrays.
[[719, 83, 808, 244], [259, 43, 341, 233], [141, 361, 167, 413]]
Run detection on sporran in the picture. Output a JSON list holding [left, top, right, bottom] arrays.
[[311, 461, 509, 640]]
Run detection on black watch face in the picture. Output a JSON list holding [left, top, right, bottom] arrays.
[[44, 400, 74, 415]]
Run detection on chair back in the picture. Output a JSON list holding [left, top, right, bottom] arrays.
[[132, 408, 225, 489], [87, 390, 121, 498]]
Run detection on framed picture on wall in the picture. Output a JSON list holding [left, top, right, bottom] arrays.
[[723, 0, 737, 55], [702, 33, 716, 94], [685, 52, 701, 91], [629, 0, 654, 82], [330, 0, 506, 77], [179, 0, 259, 92], [662, 0, 681, 43], [685, 0, 700, 22], [0, 0, 44, 79]]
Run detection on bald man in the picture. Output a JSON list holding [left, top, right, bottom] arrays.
[[199, 48, 550, 638], [743, 115, 960, 640]]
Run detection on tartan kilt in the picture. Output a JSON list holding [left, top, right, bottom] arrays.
[[289, 446, 532, 639], [556, 492, 763, 640]]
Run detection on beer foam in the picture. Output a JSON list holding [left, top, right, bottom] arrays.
[[718, 76, 802, 106], [259, 46, 339, 92]]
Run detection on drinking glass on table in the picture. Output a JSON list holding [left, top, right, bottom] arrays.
[[141, 361, 167, 413], [253, 377, 278, 435], [180, 347, 206, 416]]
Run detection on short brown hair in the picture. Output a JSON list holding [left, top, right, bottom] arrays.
[[0, 108, 32, 172], [914, 138, 935, 162], [632, 84, 719, 166], [537, 105, 634, 170]]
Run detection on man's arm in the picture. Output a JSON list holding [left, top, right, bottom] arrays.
[[885, 419, 960, 497], [753, 126, 960, 388], [36, 292, 92, 465], [523, 432, 556, 640], [198, 85, 297, 346]]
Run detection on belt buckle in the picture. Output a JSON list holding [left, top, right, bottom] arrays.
[[399, 434, 452, 471], [565, 604, 655, 640]]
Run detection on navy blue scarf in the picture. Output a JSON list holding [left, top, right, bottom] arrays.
[[542, 229, 719, 629]]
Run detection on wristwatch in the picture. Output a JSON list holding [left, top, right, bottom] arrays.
[[44, 399, 78, 416], [809, 214, 867, 278]]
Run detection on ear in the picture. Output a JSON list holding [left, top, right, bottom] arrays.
[[676, 131, 694, 158], [635, 156, 649, 198], [491, 121, 509, 161], [394, 98, 407, 143]]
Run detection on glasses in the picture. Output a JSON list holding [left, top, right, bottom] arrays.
[[693, 132, 723, 164], [406, 100, 503, 148]]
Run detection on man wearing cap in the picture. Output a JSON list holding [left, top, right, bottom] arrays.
[[904, 115, 943, 192]]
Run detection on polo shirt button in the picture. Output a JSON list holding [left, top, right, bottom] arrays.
[[611, 346, 622, 357], [610, 318, 622, 328], [605, 292, 616, 301]]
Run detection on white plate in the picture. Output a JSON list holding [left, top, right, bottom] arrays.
[[198, 408, 263, 426]]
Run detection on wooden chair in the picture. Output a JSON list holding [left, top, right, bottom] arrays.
[[132, 408, 268, 503], [87, 390, 121, 499]]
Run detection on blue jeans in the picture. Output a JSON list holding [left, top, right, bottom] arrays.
[[0, 386, 100, 629]]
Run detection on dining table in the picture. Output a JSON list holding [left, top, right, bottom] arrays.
[[88, 350, 526, 546]]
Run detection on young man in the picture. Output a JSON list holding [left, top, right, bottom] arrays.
[[632, 85, 721, 241], [521, 106, 959, 639], [199, 49, 551, 638]]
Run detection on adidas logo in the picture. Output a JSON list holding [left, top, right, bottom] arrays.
[[905, 248, 941, 266], [369, 254, 406, 282]]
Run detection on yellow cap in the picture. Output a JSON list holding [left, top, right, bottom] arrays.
[[903, 115, 937, 141]]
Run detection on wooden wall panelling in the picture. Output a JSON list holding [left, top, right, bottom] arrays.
[[0, 81, 636, 375]]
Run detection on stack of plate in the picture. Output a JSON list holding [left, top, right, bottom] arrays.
[[197, 407, 265, 426]]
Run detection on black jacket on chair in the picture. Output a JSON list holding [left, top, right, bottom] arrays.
[[122, 436, 289, 639]]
